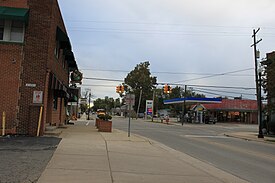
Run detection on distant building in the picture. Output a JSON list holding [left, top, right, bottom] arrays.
[[0, 0, 79, 136], [191, 99, 258, 124]]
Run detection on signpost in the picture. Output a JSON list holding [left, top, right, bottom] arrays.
[[125, 94, 135, 137]]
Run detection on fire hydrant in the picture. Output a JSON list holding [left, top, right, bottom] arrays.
[[165, 115, 169, 124]]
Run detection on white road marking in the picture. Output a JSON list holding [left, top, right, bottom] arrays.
[[184, 135, 229, 138]]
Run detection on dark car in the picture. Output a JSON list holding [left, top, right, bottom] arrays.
[[205, 116, 217, 124]]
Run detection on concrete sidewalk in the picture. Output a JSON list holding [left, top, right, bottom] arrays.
[[224, 131, 275, 144], [38, 122, 248, 183]]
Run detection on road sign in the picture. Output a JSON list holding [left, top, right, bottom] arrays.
[[125, 94, 135, 105]]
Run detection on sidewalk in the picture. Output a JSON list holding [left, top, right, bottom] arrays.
[[224, 131, 275, 144], [38, 121, 249, 183]]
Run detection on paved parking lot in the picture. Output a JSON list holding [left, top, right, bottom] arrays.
[[0, 136, 61, 183]]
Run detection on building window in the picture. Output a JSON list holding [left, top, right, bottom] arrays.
[[53, 97, 58, 110], [0, 19, 4, 40], [54, 40, 60, 58], [10, 21, 24, 42], [0, 19, 25, 43]]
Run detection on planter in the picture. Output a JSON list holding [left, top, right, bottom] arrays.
[[95, 118, 103, 128], [98, 120, 112, 132]]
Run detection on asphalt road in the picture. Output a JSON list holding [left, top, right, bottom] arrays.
[[111, 117, 275, 183], [0, 136, 61, 183]]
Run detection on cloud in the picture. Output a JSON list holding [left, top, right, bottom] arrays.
[[59, 0, 275, 99]]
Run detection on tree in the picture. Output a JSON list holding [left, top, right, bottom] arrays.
[[92, 97, 121, 112], [124, 61, 157, 113]]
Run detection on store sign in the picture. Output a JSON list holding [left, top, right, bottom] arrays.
[[146, 100, 153, 115]]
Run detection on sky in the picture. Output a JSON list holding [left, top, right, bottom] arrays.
[[58, 0, 275, 100]]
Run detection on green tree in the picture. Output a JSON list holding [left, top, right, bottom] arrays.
[[124, 61, 157, 113], [93, 97, 121, 112]]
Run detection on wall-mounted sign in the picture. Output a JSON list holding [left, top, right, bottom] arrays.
[[26, 83, 36, 88], [33, 91, 43, 104]]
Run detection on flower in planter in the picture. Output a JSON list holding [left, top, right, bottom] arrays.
[[97, 114, 112, 121]]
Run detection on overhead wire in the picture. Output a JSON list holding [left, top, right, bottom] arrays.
[[80, 68, 254, 76], [172, 68, 254, 84]]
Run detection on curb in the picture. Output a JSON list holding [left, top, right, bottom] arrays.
[[224, 133, 275, 144]]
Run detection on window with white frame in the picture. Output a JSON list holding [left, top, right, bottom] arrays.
[[0, 19, 25, 43]]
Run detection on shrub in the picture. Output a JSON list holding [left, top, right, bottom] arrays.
[[98, 114, 112, 121]]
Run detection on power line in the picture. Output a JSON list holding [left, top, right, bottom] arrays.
[[191, 87, 256, 96], [68, 28, 255, 37], [80, 68, 254, 76], [83, 77, 124, 82], [81, 84, 117, 87], [82, 77, 255, 90], [66, 20, 275, 30], [172, 68, 254, 83]]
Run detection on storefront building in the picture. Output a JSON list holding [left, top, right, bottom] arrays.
[[192, 99, 258, 124], [0, 0, 79, 135]]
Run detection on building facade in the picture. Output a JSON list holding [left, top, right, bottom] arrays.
[[263, 51, 275, 134], [191, 99, 258, 124], [0, 0, 79, 135]]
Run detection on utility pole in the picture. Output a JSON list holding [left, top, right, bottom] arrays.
[[136, 89, 142, 119], [181, 85, 187, 125], [87, 93, 91, 120], [251, 28, 263, 138]]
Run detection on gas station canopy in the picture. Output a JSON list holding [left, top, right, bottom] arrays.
[[164, 97, 222, 105]]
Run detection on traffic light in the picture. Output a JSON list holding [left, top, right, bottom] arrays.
[[164, 84, 168, 93], [116, 85, 125, 93], [163, 84, 172, 94], [167, 85, 172, 93], [116, 86, 120, 93]]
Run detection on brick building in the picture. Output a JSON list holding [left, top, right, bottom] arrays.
[[263, 51, 275, 134], [0, 0, 79, 135]]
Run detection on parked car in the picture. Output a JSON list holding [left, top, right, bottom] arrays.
[[205, 116, 217, 124]]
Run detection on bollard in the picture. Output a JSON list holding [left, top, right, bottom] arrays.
[[2, 112, 6, 136], [37, 106, 43, 136]]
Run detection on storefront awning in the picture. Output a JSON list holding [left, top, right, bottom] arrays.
[[0, 6, 29, 23], [56, 26, 71, 50], [63, 49, 78, 71]]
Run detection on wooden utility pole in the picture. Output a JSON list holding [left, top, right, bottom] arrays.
[[251, 28, 263, 138]]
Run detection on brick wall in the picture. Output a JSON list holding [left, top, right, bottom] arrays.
[[0, 0, 72, 135], [0, 0, 28, 8], [0, 44, 23, 134]]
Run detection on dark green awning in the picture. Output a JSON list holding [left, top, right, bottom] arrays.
[[63, 49, 78, 71], [0, 6, 29, 23], [56, 27, 71, 50]]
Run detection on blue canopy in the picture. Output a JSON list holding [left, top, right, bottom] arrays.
[[164, 97, 222, 105]]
